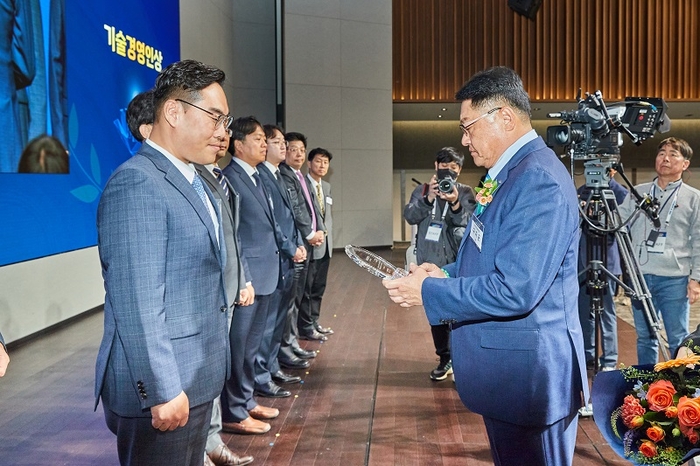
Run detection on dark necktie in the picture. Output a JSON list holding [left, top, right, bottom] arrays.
[[252, 171, 266, 199], [212, 167, 229, 201]]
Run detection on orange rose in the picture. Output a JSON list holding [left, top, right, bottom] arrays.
[[639, 440, 657, 458], [666, 406, 679, 418], [646, 425, 665, 442], [646, 380, 676, 411], [678, 396, 700, 428]]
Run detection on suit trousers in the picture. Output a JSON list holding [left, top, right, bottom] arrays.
[[206, 396, 224, 454], [105, 401, 213, 466], [222, 294, 272, 422], [279, 261, 308, 361], [299, 251, 330, 333], [483, 411, 578, 466], [430, 324, 451, 362], [254, 285, 289, 387]]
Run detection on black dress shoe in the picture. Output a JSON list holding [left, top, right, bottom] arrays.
[[279, 356, 311, 369], [314, 322, 334, 335], [293, 347, 317, 359], [272, 370, 301, 384], [299, 329, 328, 341], [254, 381, 291, 398]]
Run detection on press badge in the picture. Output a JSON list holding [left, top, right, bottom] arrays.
[[425, 221, 443, 242], [470, 215, 484, 251], [646, 230, 667, 254]]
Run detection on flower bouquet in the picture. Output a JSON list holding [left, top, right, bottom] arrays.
[[592, 356, 700, 465]]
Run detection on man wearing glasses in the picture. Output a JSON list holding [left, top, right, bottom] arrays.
[[96, 60, 234, 465], [384, 66, 587, 466]]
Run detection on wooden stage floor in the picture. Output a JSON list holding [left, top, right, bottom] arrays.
[[0, 248, 637, 465]]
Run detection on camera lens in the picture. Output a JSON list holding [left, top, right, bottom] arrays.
[[438, 178, 455, 193]]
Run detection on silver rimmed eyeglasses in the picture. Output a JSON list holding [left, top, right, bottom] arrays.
[[176, 99, 233, 136], [458, 107, 502, 136]]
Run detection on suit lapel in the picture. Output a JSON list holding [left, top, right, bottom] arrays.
[[229, 161, 274, 224], [142, 148, 222, 264], [197, 165, 234, 225]]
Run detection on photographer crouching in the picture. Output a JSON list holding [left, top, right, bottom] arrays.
[[404, 147, 476, 380]]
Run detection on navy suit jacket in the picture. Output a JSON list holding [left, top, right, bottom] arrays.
[[0, 0, 35, 172], [95, 143, 230, 417], [258, 163, 302, 260], [222, 159, 281, 296], [422, 136, 588, 427]]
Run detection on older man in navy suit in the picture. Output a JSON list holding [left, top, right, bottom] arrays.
[[95, 60, 232, 466], [384, 67, 587, 466]]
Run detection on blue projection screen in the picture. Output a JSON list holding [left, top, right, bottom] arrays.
[[0, 0, 179, 266]]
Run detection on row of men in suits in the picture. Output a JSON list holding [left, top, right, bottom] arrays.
[[219, 118, 335, 442], [98, 62, 334, 465]]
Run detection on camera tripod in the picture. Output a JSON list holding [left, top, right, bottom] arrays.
[[577, 160, 669, 377]]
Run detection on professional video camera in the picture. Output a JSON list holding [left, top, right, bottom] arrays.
[[546, 90, 673, 382], [545, 90, 670, 160]]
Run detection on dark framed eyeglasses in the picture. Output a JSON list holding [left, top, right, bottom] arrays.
[[458, 107, 502, 136], [176, 99, 234, 136]]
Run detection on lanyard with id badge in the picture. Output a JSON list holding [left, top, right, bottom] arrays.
[[425, 201, 450, 242], [646, 183, 681, 254]]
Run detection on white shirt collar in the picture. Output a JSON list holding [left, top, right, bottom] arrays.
[[145, 139, 196, 183], [488, 129, 538, 180]]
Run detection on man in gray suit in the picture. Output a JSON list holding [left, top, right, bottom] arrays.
[[300, 148, 334, 336], [95, 60, 233, 466]]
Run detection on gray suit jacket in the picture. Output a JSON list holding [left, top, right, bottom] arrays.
[[95, 143, 230, 417], [195, 164, 248, 312], [309, 176, 333, 260]]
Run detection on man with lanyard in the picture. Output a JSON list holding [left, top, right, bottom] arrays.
[[618, 137, 700, 364], [404, 147, 475, 380]]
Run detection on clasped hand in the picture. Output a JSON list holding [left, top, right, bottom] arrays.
[[383, 263, 446, 307], [151, 390, 189, 431]]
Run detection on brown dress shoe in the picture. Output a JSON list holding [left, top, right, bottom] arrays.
[[248, 404, 279, 420], [208, 444, 254, 466], [222, 416, 270, 435]]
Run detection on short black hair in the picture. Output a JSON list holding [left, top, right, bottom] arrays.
[[18, 135, 69, 174], [308, 147, 332, 162], [152, 59, 225, 118], [126, 89, 154, 142], [285, 131, 307, 147], [435, 147, 464, 167], [230, 116, 263, 145], [263, 124, 285, 139], [455, 66, 531, 117]]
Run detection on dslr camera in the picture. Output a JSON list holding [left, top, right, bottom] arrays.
[[436, 168, 457, 194]]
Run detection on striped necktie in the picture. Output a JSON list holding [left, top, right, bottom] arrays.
[[212, 167, 229, 200]]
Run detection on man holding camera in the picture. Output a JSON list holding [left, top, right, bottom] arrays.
[[404, 147, 475, 380]]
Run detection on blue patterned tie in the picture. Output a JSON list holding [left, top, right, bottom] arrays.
[[212, 167, 230, 200], [192, 172, 209, 208]]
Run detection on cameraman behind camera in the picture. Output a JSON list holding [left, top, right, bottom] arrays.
[[404, 147, 476, 381]]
